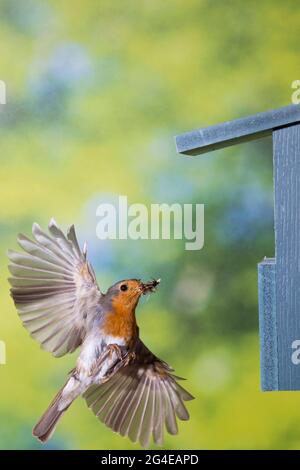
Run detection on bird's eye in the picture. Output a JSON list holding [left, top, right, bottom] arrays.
[[120, 284, 128, 291]]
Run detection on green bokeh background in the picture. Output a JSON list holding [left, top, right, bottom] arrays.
[[0, 0, 299, 450]]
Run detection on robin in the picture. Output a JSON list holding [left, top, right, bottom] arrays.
[[8, 219, 193, 447]]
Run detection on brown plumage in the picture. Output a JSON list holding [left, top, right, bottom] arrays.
[[8, 219, 193, 447], [33, 382, 70, 443]]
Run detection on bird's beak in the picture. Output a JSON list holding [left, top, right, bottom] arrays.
[[140, 278, 161, 295]]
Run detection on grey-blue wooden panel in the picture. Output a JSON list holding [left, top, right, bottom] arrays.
[[273, 124, 300, 390], [258, 259, 278, 391], [175, 104, 300, 156]]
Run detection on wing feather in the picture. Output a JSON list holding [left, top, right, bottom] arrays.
[[127, 375, 149, 443], [104, 373, 135, 427], [84, 340, 194, 447], [17, 234, 72, 269], [98, 373, 131, 420], [7, 250, 73, 276], [161, 379, 178, 435], [8, 219, 102, 357], [139, 378, 155, 448], [153, 379, 164, 445]]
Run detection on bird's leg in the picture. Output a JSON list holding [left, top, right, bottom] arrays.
[[124, 350, 136, 364], [89, 349, 110, 376], [108, 343, 123, 361], [89, 343, 125, 377], [101, 349, 137, 383]]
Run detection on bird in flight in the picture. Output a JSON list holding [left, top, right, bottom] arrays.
[[8, 219, 193, 447]]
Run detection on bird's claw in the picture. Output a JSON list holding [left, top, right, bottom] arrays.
[[89, 344, 125, 377], [125, 351, 136, 364], [108, 343, 123, 361]]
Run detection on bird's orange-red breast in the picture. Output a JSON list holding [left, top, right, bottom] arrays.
[[102, 280, 140, 346]]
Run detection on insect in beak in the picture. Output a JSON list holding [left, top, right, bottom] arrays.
[[140, 278, 161, 295]]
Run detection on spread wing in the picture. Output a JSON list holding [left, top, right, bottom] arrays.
[[84, 339, 194, 447], [8, 218, 102, 357]]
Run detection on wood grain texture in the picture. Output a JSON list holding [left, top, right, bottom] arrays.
[[175, 104, 300, 156], [273, 123, 300, 390], [258, 259, 278, 391]]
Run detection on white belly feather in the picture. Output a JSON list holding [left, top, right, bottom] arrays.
[[60, 331, 127, 408], [77, 331, 126, 380]]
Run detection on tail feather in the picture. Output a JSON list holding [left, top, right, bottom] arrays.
[[32, 386, 70, 443]]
